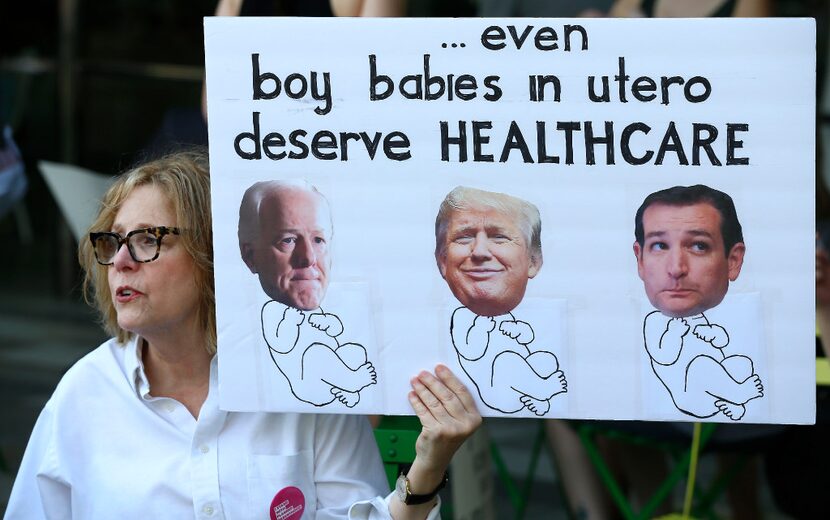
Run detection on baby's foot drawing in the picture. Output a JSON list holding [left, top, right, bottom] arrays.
[[520, 395, 550, 416], [552, 370, 568, 394], [353, 362, 377, 390], [737, 374, 764, 403], [715, 399, 746, 421], [331, 388, 361, 408]]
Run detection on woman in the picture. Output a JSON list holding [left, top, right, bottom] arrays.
[[5, 150, 480, 519]]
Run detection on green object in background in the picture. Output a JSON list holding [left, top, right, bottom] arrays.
[[373, 416, 455, 519], [489, 420, 548, 520], [373, 416, 421, 490], [576, 422, 721, 520]]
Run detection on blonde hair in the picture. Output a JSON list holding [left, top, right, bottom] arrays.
[[78, 149, 216, 353]]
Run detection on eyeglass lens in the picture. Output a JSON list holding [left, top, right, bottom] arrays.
[[94, 235, 119, 262], [95, 231, 160, 264]]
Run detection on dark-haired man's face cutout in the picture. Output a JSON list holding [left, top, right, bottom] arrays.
[[633, 202, 745, 317]]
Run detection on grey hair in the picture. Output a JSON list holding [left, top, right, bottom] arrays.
[[238, 179, 331, 245], [434, 186, 542, 263]]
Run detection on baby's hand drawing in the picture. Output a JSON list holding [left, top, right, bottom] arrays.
[[499, 320, 534, 345], [308, 312, 344, 337], [692, 324, 729, 348], [472, 315, 497, 334], [667, 317, 690, 337], [284, 307, 306, 326]]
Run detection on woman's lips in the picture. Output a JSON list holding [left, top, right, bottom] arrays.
[[115, 286, 143, 303]]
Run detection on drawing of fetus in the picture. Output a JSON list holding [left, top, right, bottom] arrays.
[[450, 307, 566, 415], [239, 179, 377, 407], [261, 301, 376, 407], [633, 185, 763, 420], [436, 186, 567, 416]]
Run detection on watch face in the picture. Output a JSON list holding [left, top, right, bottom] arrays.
[[395, 475, 408, 501]]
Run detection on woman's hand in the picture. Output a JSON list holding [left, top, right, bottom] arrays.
[[409, 364, 481, 473], [389, 364, 480, 519]]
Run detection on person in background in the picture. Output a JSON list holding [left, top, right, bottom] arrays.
[[4, 149, 480, 519], [762, 155, 830, 520], [0, 125, 27, 221], [609, 0, 770, 17]]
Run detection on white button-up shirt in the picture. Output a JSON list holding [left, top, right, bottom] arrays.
[[5, 337, 437, 519]]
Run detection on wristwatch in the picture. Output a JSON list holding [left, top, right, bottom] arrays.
[[395, 471, 449, 505]]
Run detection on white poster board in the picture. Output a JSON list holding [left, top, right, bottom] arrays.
[[205, 17, 815, 424]]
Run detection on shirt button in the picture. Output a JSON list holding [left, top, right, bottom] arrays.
[[202, 504, 214, 516], [200, 444, 210, 454], [165, 403, 175, 413]]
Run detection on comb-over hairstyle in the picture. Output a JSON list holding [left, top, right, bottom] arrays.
[[435, 186, 542, 265]]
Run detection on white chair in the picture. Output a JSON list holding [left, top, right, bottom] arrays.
[[38, 161, 113, 243]]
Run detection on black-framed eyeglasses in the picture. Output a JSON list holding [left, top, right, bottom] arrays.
[[89, 226, 180, 265]]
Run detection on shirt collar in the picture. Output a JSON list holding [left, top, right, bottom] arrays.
[[124, 335, 152, 400], [125, 335, 217, 401]]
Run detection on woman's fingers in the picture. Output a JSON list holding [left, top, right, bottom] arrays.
[[410, 365, 481, 431], [408, 389, 436, 426], [434, 364, 478, 414], [412, 367, 471, 423], [411, 372, 453, 423], [408, 365, 483, 474]]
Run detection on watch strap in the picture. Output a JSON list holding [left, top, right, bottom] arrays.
[[402, 471, 449, 505]]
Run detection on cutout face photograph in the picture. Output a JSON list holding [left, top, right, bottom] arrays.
[[633, 184, 746, 318], [238, 180, 332, 310], [435, 186, 543, 317]]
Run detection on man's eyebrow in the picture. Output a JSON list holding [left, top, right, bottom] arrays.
[[485, 224, 514, 235], [449, 225, 477, 236], [275, 227, 329, 234], [644, 230, 666, 240], [685, 229, 715, 239]]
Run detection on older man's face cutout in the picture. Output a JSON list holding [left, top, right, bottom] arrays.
[[438, 206, 540, 316], [634, 202, 745, 318], [241, 188, 332, 310]]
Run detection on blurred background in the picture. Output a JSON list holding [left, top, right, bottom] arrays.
[[1, 1, 827, 518]]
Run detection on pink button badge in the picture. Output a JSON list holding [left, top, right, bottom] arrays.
[[270, 486, 305, 520]]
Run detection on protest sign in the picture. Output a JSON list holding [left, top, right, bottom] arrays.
[[205, 17, 815, 423]]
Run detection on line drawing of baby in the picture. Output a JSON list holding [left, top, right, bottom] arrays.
[[238, 180, 377, 408], [261, 300, 377, 408], [450, 306, 567, 416], [643, 311, 763, 420], [633, 184, 764, 421], [434, 186, 568, 416]]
